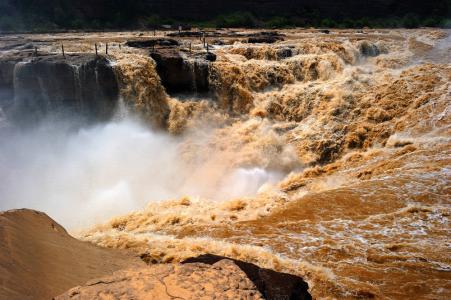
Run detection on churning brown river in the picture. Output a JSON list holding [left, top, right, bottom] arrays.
[[1, 28, 450, 299]]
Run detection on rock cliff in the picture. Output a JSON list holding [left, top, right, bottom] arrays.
[[150, 48, 210, 94], [0, 52, 119, 124]]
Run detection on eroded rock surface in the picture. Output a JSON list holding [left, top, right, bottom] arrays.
[[56, 259, 264, 300], [183, 254, 311, 300]]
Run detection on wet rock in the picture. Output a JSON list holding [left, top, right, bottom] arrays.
[[168, 30, 237, 38], [358, 41, 381, 57], [150, 48, 210, 94], [248, 36, 284, 44], [0, 52, 119, 124], [0, 60, 16, 109], [0, 51, 32, 109], [56, 259, 263, 300], [125, 38, 179, 48], [277, 47, 293, 59], [183, 254, 312, 300], [205, 51, 217, 62], [164, 24, 193, 32], [167, 31, 202, 38], [320, 29, 330, 34], [212, 39, 225, 45], [248, 31, 285, 44]]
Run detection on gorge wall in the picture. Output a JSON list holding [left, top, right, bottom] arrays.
[[0, 52, 119, 125]]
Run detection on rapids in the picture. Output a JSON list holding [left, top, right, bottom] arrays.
[[0, 29, 450, 299]]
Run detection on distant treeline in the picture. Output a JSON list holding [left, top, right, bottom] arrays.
[[0, 0, 450, 31]]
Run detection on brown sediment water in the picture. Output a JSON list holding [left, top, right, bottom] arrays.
[[111, 53, 170, 127], [1, 28, 449, 299], [81, 29, 450, 299]]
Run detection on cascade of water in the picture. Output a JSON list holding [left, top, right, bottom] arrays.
[[113, 97, 129, 120], [72, 64, 83, 112], [187, 58, 197, 95]]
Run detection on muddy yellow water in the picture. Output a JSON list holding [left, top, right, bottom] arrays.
[[22, 28, 449, 298]]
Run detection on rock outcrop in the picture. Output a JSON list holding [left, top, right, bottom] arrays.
[[125, 38, 179, 48], [276, 47, 294, 59], [248, 32, 285, 44], [358, 41, 382, 57], [56, 259, 264, 300], [0, 50, 29, 110], [183, 254, 312, 300], [150, 48, 210, 94], [0, 60, 16, 109], [167, 31, 203, 38], [0, 209, 144, 300], [0, 52, 119, 125]]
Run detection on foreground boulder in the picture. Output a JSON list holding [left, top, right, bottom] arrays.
[[0, 52, 119, 124], [0, 209, 144, 300], [184, 254, 312, 300], [56, 259, 264, 299]]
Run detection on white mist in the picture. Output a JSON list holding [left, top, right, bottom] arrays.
[[0, 117, 281, 229]]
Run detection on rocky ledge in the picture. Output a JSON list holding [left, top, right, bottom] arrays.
[[248, 32, 285, 44], [183, 254, 311, 300], [125, 38, 180, 48], [56, 260, 264, 300], [0, 52, 119, 124], [150, 48, 214, 95]]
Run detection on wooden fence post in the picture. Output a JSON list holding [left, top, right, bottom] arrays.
[[61, 44, 65, 58], [95, 43, 98, 56], [106, 43, 108, 55]]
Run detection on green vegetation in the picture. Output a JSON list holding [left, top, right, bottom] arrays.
[[0, 0, 449, 32], [2, 12, 450, 32], [214, 12, 257, 28], [207, 14, 449, 30]]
